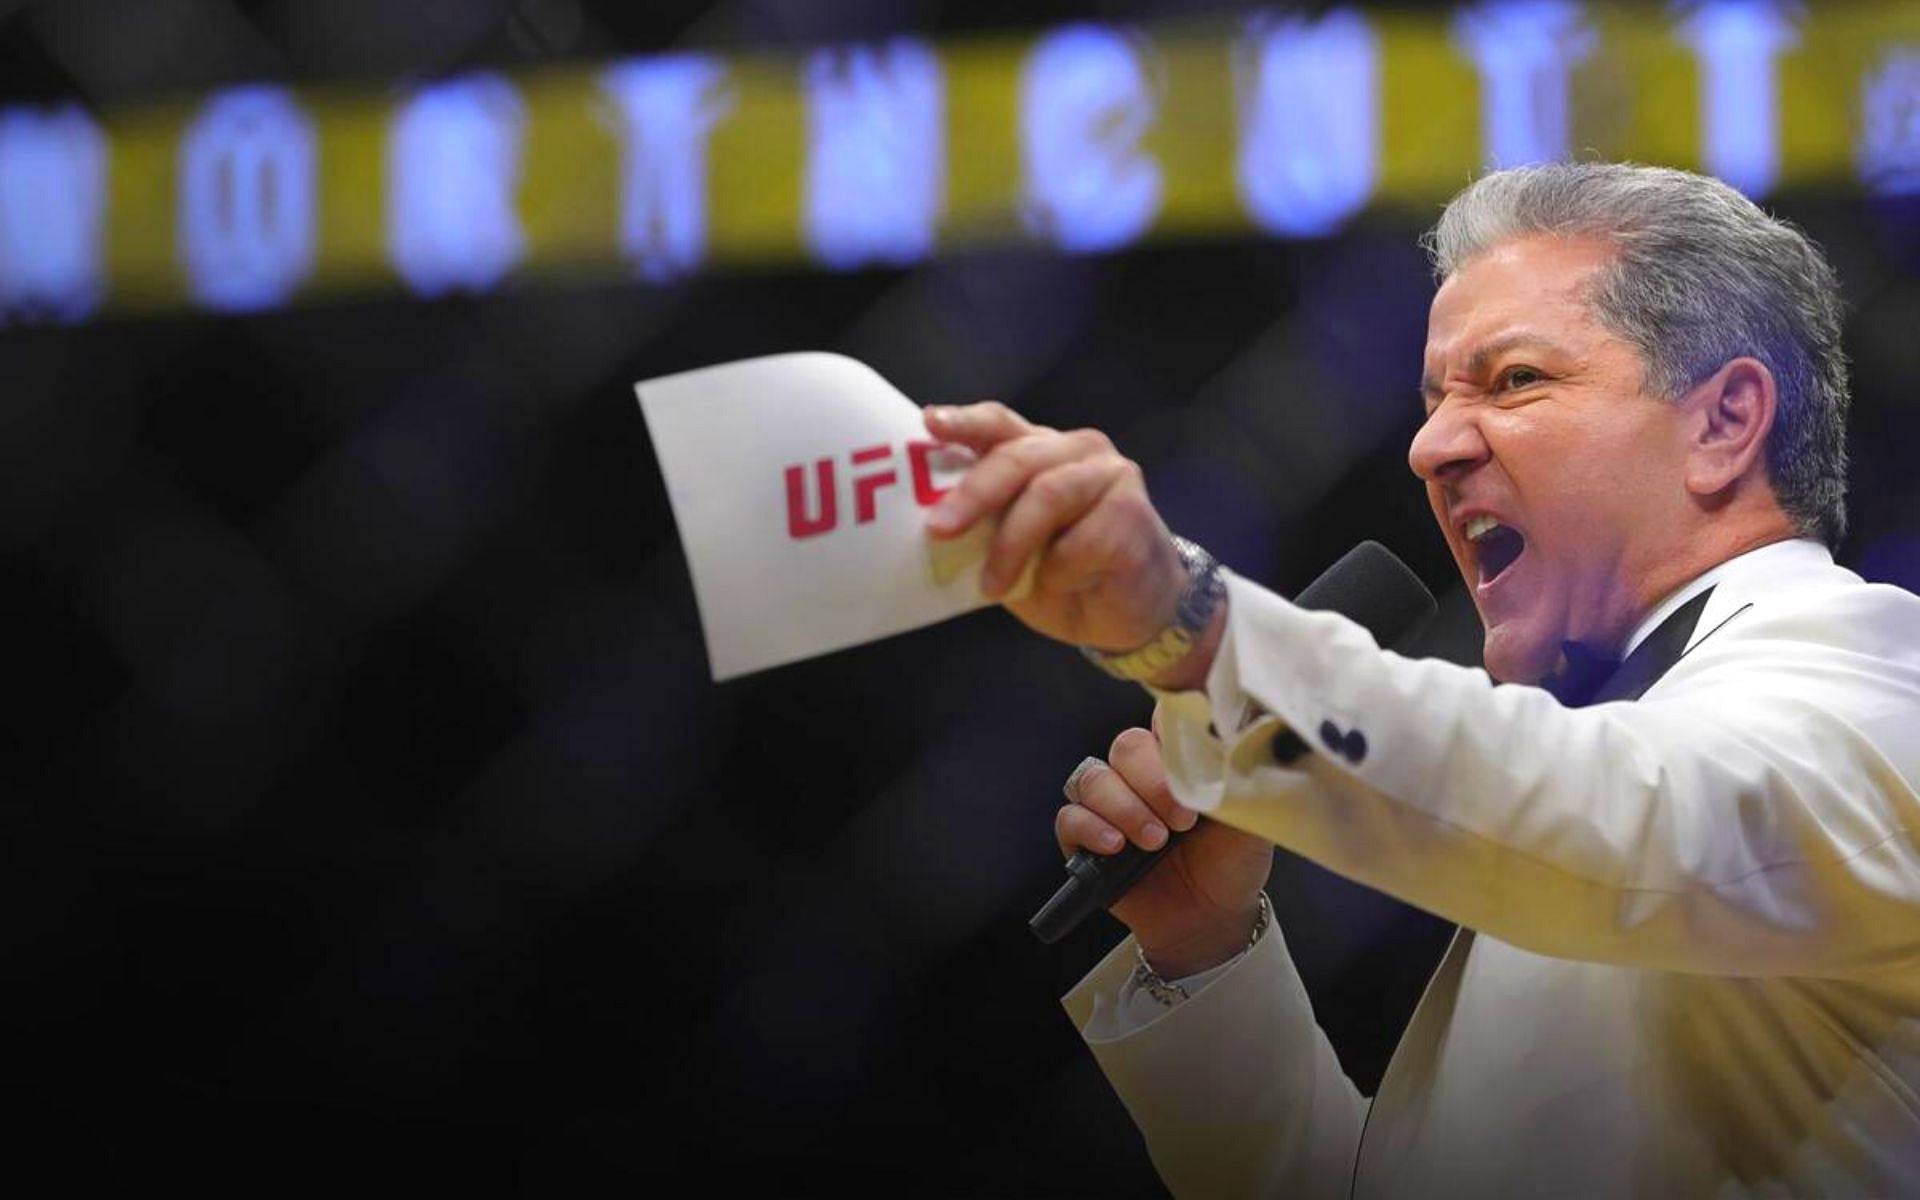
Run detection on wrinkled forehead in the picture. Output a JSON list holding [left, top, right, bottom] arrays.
[[1424, 236, 1617, 365]]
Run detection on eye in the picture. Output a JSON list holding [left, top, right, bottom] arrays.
[[1496, 365, 1546, 391]]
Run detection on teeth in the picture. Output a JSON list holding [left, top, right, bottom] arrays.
[[1465, 514, 1500, 542]]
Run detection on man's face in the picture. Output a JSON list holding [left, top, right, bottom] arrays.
[[1413, 234, 1692, 684]]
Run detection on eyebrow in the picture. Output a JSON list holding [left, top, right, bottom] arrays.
[[1419, 332, 1565, 401]]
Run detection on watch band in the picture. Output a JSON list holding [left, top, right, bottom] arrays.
[[1079, 536, 1226, 682]]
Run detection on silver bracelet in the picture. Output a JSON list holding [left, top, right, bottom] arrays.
[[1131, 893, 1272, 1008]]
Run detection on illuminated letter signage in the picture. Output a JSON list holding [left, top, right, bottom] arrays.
[[1858, 50, 1920, 197], [804, 39, 946, 270], [1020, 24, 1163, 252], [0, 105, 106, 322], [1677, 0, 1799, 198], [387, 75, 527, 297], [1452, 1, 1596, 168], [1234, 9, 1379, 237], [178, 86, 317, 312], [600, 55, 732, 282]]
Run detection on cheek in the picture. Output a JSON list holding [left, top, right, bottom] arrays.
[[1499, 412, 1634, 514], [1514, 431, 1665, 563]]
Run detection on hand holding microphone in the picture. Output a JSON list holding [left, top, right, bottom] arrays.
[[1053, 714, 1278, 977], [1030, 541, 1436, 948]]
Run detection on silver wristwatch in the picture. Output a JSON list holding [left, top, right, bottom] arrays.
[[1080, 535, 1226, 682]]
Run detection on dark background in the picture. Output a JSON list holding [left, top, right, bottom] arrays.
[[5, 1, 1919, 1194]]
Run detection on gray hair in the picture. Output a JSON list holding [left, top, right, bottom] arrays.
[[1423, 162, 1850, 547]]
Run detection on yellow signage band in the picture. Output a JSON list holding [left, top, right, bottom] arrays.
[[0, 1, 1913, 322]]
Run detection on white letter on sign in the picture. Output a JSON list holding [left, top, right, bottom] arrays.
[[387, 75, 527, 298], [600, 55, 732, 282], [1451, 1, 1596, 168], [804, 39, 945, 270], [0, 105, 107, 323], [1858, 50, 1920, 197], [1020, 24, 1162, 253], [1676, 0, 1799, 199], [1234, 9, 1379, 238], [178, 86, 317, 312]]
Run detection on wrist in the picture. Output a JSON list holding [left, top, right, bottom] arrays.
[[1136, 894, 1268, 981], [1081, 536, 1225, 684]]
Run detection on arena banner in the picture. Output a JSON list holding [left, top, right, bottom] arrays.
[[0, 1, 1915, 322]]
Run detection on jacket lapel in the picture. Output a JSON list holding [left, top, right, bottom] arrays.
[[1587, 586, 1716, 706]]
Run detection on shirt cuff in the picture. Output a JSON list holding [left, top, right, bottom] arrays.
[[1146, 569, 1309, 813], [1103, 897, 1273, 1033], [1082, 898, 1274, 1036]]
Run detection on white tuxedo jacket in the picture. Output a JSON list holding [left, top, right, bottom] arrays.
[[1064, 540, 1920, 1197]]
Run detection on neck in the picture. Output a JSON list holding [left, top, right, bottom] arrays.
[[1625, 513, 1798, 641]]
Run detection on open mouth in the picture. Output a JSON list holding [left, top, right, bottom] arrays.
[[1467, 518, 1526, 587]]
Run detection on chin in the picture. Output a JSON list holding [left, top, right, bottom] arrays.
[[1481, 624, 1558, 686]]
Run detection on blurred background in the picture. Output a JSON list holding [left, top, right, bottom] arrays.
[[3, 0, 1917, 1193]]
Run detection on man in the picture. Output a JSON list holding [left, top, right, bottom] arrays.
[[923, 163, 1920, 1196]]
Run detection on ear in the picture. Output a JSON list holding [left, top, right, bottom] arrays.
[[1682, 357, 1776, 500]]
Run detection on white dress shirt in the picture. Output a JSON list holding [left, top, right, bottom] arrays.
[[1063, 539, 1920, 1197]]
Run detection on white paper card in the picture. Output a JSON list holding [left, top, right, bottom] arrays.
[[636, 351, 1020, 681]]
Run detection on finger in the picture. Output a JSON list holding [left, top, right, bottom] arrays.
[[983, 455, 1133, 597], [926, 427, 1112, 542], [922, 401, 1037, 455], [1070, 758, 1173, 851], [1056, 803, 1127, 859], [1109, 726, 1197, 832]]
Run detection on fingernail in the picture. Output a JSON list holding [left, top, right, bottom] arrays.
[[1140, 821, 1168, 850], [1169, 804, 1198, 832], [1098, 828, 1125, 852], [1063, 755, 1105, 801], [926, 499, 963, 534]]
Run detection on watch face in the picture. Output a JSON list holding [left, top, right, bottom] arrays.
[[1173, 543, 1223, 629]]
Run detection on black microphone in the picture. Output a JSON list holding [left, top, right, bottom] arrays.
[[1028, 540, 1436, 944]]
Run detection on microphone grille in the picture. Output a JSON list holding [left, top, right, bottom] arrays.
[[1291, 540, 1437, 651]]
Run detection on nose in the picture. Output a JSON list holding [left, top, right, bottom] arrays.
[[1408, 397, 1490, 483]]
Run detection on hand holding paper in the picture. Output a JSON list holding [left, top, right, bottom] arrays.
[[636, 352, 1032, 680], [920, 401, 1193, 666], [639, 352, 1198, 685]]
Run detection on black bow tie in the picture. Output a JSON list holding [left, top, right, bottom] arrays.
[[1543, 642, 1621, 708], [1539, 588, 1718, 709]]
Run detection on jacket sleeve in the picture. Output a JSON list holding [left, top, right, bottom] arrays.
[[1153, 571, 1920, 979], [1064, 919, 1368, 1197]]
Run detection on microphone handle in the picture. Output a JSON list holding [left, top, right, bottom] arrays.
[[1028, 841, 1170, 944]]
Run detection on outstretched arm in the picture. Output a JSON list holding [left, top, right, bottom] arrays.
[[1158, 572, 1920, 978]]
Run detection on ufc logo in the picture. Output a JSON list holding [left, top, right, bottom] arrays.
[[785, 440, 960, 539]]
